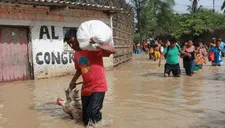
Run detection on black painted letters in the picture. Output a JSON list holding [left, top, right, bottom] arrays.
[[44, 52, 51, 64], [36, 52, 44, 65], [51, 26, 59, 39], [39, 26, 59, 39], [69, 52, 74, 63], [51, 52, 60, 64], [61, 52, 68, 64], [35, 51, 74, 65], [39, 26, 50, 39]]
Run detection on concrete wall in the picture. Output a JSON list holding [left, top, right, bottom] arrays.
[[0, 4, 113, 79]]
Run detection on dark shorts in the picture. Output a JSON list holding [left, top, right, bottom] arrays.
[[164, 63, 181, 76], [81, 92, 105, 126]]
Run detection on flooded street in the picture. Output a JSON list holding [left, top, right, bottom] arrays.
[[1, 54, 225, 128]]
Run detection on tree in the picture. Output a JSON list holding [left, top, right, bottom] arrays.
[[131, 0, 148, 41], [189, 0, 199, 14], [221, 0, 225, 12], [153, 0, 175, 35], [139, 0, 175, 38], [187, 0, 203, 15], [170, 8, 225, 40]]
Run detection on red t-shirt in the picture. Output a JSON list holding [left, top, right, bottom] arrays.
[[74, 50, 110, 96]]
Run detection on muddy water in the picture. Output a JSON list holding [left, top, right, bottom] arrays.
[[1, 54, 225, 128]]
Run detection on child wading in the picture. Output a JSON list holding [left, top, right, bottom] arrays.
[[64, 28, 116, 126]]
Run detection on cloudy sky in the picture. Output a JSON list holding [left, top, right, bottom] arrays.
[[175, 0, 224, 13]]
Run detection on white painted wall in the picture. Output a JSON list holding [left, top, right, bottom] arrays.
[[0, 4, 114, 79], [31, 23, 72, 79]]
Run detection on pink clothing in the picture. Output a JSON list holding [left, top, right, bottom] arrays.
[[143, 42, 149, 50], [74, 50, 110, 96], [199, 47, 207, 57], [183, 45, 195, 52]]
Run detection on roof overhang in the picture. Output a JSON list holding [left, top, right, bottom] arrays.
[[0, 0, 123, 13]]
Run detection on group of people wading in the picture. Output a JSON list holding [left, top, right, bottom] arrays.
[[133, 37, 225, 77]]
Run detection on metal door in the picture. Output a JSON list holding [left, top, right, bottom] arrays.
[[0, 26, 30, 82]]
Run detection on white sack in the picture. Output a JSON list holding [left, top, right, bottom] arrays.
[[77, 20, 114, 51]]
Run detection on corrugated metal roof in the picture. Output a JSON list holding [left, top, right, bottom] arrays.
[[1, 0, 122, 12]]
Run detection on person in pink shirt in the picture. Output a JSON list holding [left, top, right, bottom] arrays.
[[64, 28, 116, 126]]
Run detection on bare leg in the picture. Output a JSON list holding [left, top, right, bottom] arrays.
[[164, 73, 169, 77]]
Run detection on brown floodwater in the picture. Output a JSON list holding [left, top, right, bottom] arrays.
[[1, 54, 225, 128]]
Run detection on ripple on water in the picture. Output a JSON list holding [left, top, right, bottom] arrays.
[[0, 104, 4, 109], [205, 73, 225, 81]]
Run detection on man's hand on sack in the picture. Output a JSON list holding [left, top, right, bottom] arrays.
[[90, 37, 99, 44]]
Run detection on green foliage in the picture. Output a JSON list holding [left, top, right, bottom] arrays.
[[134, 33, 141, 43], [181, 18, 206, 36], [169, 8, 225, 39], [137, 0, 175, 38], [189, 0, 199, 14], [137, 1, 225, 41]]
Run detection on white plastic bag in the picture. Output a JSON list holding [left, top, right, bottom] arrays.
[[76, 20, 114, 51]]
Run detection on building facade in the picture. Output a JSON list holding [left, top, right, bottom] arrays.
[[0, 0, 120, 81]]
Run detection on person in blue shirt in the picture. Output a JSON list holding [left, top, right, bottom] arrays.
[[220, 42, 225, 50], [209, 39, 225, 66], [220, 40, 225, 57]]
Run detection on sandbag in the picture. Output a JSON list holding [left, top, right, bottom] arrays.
[[76, 20, 114, 51]]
